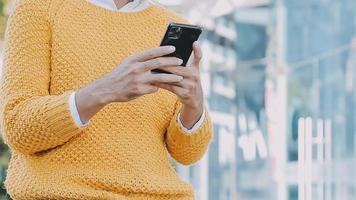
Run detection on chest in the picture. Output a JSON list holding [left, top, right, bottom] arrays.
[[48, 2, 169, 93]]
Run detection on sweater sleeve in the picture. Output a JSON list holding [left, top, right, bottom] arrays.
[[165, 99, 213, 165], [0, 0, 87, 155]]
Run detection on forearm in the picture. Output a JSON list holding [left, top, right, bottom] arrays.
[[75, 80, 109, 124], [179, 102, 204, 129], [74, 50, 183, 124], [166, 107, 213, 165], [0, 92, 84, 154], [165, 99, 213, 165]]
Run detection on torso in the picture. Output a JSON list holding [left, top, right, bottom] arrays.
[[5, 0, 193, 199]]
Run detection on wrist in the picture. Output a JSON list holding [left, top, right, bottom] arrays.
[[77, 83, 109, 109], [182, 100, 204, 114], [75, 86, 107, 123], [74, 78, 116, 123], [88, 79, 116, 106], [180, 101, 204, 129]]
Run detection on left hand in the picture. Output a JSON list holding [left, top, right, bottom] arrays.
[[155, 42, 204, 129]]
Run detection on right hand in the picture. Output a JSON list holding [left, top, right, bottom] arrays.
[[75, 46, 183, 123]]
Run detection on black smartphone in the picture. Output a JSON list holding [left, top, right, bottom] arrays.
[[152, 23, 202, 74]]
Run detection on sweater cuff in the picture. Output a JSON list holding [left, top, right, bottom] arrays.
[[69, 92, 90, 128], [167, 106, 212, 146], [176, 108, 206, 134], [45, 91, 87, 140]]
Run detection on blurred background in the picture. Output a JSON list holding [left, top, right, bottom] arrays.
[[0, 0, 355, 199]]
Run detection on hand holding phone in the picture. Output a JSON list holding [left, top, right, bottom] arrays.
[[152, 23, 202, 74], [151, 23, 205, 127]]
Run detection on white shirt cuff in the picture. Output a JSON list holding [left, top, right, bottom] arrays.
[[69, 92, 90, 128], [177, 108, 206, 134]]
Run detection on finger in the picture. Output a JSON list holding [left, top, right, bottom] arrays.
[[166, 79, 195, 91], [145, 73, 183, 84], [156, 83, 190, 98], [192, 41, 202, 68], [154, 82, 172, 91], [159, 66, 200, 84], [140, 57, 183, 71], [140, 85, 159, 95], [130, 46, 176, 62], [157, 66, 192, 77]]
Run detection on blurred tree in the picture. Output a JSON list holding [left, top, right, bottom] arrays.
[[0, 137, 10, 200], [0, 0, 12, 199], [0, 0, 5, 37]]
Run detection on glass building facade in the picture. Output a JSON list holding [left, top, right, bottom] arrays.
[[169, 0, 356, 199]]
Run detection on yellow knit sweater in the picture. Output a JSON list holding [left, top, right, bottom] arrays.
[[0, 0, 213, 199]]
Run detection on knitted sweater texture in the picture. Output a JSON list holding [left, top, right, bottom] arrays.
[[0, 0, 213, 199]]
